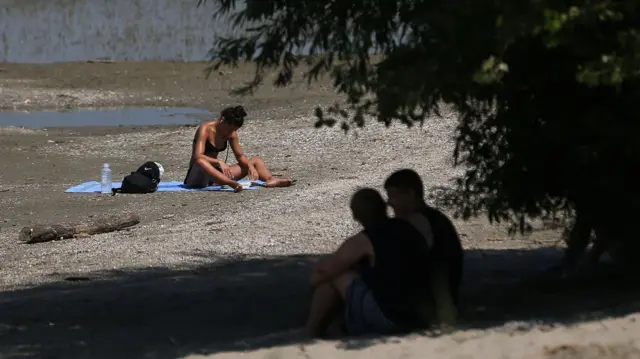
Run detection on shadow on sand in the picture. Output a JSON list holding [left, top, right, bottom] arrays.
[[1, 247, 640, 359]]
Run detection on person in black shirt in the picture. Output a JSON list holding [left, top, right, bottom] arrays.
[[304, 188, 434, 338], [384, 169, 464, 325]]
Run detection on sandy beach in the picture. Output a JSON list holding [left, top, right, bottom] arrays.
[[1, 61, 639, 359]]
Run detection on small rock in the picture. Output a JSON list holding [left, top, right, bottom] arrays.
[[162, 214, 175, 219]]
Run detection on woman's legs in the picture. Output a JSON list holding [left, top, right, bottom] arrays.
[[214, 156, 294, 186], [185, 158, 240, 188], [184, 163, 211, 188], [227, 164, 248, 180], [248, 156, 294, 187], [185, 160, 246, 188], [304, 270, 358, 338], [304, 282, 343, 338]]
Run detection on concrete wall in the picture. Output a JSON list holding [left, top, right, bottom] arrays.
[[0, 0, 238, 63]]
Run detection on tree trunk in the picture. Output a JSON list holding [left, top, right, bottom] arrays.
[[18, 213, 141, 244]]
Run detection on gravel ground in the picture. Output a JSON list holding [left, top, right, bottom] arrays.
[[0, 110, 467, 288], [1, 61, 639, 359]]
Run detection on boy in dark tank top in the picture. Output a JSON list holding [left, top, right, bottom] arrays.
[[384, 168, 464, 325]]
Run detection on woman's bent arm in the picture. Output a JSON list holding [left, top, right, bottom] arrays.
[[229, 132, 250, 168], [195, 157, 238, 187]]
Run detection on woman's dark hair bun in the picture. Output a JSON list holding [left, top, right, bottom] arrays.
[[221, 105, 246, 127], [234, 106, 247, 118]]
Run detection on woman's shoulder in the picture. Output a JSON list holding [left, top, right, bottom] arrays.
[[198, 121, 217, 135]]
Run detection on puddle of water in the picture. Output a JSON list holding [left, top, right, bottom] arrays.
[[0, 107, 213, 128]]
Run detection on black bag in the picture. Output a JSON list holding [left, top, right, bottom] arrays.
[[112, 161, 162, 194]]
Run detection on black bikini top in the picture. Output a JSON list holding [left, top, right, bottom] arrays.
[[192, 126, 229, 155], [204, 138, 228, 154]]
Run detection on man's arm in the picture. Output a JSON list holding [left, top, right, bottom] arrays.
[[229, 132, 250, 169], [310, 232, 374, 288], [430, 266, 458, 326]]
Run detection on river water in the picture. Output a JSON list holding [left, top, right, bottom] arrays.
[[0, 0, 240, 63], [0, 107, 212, 128]]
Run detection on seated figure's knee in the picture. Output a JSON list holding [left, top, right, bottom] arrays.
[[331, 271, 358, 299], [249, 156, 264, 165]]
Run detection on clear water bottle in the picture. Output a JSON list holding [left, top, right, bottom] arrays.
[[101, 163, 112, 194]]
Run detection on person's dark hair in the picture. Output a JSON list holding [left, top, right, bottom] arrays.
[[384, 169, 424, 198], [220, 105, 247, 127], [351, 187, 387, 218]]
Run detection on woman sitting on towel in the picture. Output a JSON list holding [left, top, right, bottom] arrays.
[[183, 105, 294, 192]]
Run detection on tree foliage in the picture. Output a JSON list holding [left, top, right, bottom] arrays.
[[197, 0, 640, 243]]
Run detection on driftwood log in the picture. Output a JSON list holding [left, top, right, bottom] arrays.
[[19, 213, 140, 244], [85, 59, 115, 64]]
